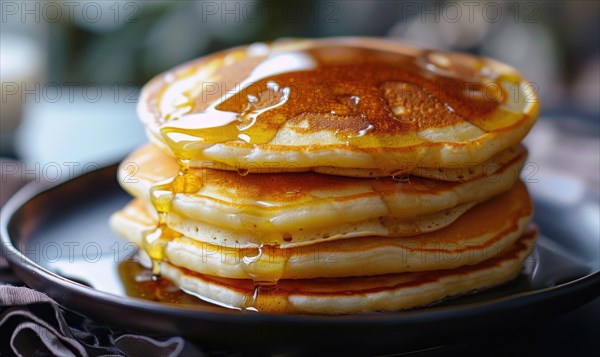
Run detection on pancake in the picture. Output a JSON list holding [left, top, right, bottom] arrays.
[[152, 144, 526, 181], [166, 201, 476, 247], [154, 228, 537, 314], [110, 181, 533, 280], [138, 37, 539, 176], [118, 144, 525, 246]]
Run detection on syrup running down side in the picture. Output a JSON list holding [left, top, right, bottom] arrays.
[[143, 159, 287, 301]]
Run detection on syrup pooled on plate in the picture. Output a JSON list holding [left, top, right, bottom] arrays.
[[118, 260, 207, 305]]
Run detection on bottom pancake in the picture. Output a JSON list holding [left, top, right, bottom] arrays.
[[152, 228, 537, 314]]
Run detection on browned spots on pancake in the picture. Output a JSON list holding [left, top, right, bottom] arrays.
[[213, 47, 502, 141], [129, 144, 525, 207], [148, 42, 510, 150], [172, 227, 536, 298]]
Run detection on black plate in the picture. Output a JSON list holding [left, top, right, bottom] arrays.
[[1, 164, 599, 355]]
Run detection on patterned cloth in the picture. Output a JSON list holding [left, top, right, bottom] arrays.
[[0, 286, 202, 357]]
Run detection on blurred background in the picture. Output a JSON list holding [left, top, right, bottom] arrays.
[[0, 0, 598, 193]]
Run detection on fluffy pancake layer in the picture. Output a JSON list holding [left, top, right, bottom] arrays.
[[138, 37, 539, 175], [154, 228, 537, 314], [151, 143, 526, 181], [118, 144, 525, 246], [111, 181, 532, 280]]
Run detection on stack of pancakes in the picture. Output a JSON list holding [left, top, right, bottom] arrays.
[[111, 38, 539, 314]]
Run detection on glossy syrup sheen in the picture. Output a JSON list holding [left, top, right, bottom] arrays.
[[142, 160, 286, 287], [144, 160, 198, 275], [158, 45, 512, 159], [118, 260, 208, 305]]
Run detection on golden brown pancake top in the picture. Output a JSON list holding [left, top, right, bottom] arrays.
[[153, 40, 516, 150], [215, 47, 500, 139], [125, 143, 525, 207]]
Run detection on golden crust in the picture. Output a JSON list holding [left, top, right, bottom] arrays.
[[138, 37, 539, 174]]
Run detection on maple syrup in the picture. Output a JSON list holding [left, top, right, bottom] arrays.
[[156, 44, 513, 175]]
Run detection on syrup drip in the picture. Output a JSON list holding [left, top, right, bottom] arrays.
[[160, 80, 291, 160], [143, 151, 288, 303], [242, 281, 279, 312], [391, 173, 411, 183], [142, 158, 202, 278], [236, 244, 286, 311], [241, 245, 286, 281]]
